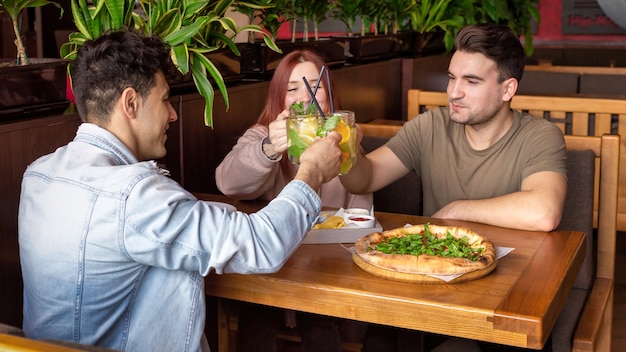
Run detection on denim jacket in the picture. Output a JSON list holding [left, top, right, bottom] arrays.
[[18, 123, 321, 352]]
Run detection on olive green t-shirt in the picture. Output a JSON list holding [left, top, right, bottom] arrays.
[[386, 107, 567, 216]]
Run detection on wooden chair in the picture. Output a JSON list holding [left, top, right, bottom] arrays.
[[407, 89, 626, 136], [0, 324, 120, 351], [566, 134, 619, 352], [360, 122, 403, 139], [406, 89, 626, 232]]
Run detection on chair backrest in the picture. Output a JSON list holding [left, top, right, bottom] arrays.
[[558, 149, 595, 291], [407, 89, 626, 134], [564, 134, 619, 281], [360, 123, 403, 139], [407, 89, 448, 119], [525, 64, 626, 75]]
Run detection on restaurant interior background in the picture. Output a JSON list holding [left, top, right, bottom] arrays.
[[1, 0, 626, 351]]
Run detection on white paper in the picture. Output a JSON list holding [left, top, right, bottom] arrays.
[[427, 246, 514, 282]]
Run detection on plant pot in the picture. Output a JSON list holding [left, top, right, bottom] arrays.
[[397, 31, 446, 57], [0, 58, 70, 120], [333, 34, 399, 64], [239, 38, 346, 80]]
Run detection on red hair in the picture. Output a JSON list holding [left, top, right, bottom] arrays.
[[256, 50, 341, 127], [255, 50, 341, 178]]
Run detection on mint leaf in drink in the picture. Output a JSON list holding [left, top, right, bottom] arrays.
[[290, 102, 317, 115], [288, 129, 308, 149], [290, 102, 306, 115], [323, 115, 340, 130], [287, 128, 307, 161], [288, 145, 304, 159], [317, 115, 340, 137]]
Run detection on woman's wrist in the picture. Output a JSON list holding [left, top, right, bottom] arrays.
[[262, 137, 280, 160]]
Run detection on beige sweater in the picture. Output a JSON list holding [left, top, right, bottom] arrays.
[[216, 125, 372, 209]]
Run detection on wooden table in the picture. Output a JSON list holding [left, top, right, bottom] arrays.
[[197, 194, 586, 350], [0, 333, 86, 351]]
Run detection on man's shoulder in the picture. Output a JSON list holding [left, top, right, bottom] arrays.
[[515, 110, 563, 133], [512, 110, 565, 150]]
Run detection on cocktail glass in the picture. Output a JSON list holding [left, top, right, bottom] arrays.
[[287, 105, 322, 164], [327, 110, 357, 175]]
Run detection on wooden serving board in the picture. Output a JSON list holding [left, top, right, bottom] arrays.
[[352, 253, 497, 284]]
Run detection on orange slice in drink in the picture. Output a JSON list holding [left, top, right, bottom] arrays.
[[334, 123, 351, 144]]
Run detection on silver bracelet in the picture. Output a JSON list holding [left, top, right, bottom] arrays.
[[262, 137, 280, 160]]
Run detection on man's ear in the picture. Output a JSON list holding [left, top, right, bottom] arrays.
[[120, 87, 139, 118], [502, 78, 518, 102]]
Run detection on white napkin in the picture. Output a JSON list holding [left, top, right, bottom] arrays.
[[428, 246, 514, 282]]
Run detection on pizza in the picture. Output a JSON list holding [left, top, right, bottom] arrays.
[[354, 223, 497, 276]]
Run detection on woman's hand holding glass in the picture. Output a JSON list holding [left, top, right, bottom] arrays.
[[267, 109, 290, 154]]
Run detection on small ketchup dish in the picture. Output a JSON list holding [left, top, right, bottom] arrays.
[[347, 214, 376, 228], [342, 208, 370, 222]]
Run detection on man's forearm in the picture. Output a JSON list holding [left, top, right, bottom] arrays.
[[339, 153, 373, 194], [433, 192, 563, 232]]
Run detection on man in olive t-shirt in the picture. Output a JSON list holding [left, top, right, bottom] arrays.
[[386, 107, 565, 217], [340, 24, 566, 233]]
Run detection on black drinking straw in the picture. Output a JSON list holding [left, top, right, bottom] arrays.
[[312, 65, 326, 97], [325, 68, 334, 113], [303, 77, 325, 117]]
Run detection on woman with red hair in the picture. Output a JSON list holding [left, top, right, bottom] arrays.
[[216, 50, 372, 210], [216, 50, 371, 352]]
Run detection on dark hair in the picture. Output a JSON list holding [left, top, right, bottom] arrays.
[[454, 24, 525, 83], [71, 28, 176, 124]]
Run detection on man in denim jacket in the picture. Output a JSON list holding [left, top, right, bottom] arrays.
[[18, 29, 342, 352]]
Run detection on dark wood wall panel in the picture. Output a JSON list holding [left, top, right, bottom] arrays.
[[179, 81, 270, 194], [0, 114, 81, 327], [333, 59, 402, 122]]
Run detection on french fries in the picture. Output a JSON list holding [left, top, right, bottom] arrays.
[[313, 215, 346, 229]]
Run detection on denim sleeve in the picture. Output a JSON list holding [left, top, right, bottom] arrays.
[[122, 175, 321, 275]]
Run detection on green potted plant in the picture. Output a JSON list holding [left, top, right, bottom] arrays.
[[60, 0, 279, 127], [285, 0, 333, 42], [332, 0, 398, 64], [452, 0, 540, 56], [331, 0, 363, 37], [234, 0, 289, 79], [294, 0, 344, 67], [308, 0, 334, 41], [398, 0, 464, 55], [362, 1, 384, 36], [381, 0, 415, 35], [231, 0, 280, 43], [0, 0, 70, 119], [235, 0, 344, 79], [1, 0, 62, 65]]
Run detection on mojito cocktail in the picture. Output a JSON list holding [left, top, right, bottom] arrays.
[[287, 104, 322, 164], [327, 111, 357, 175]]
